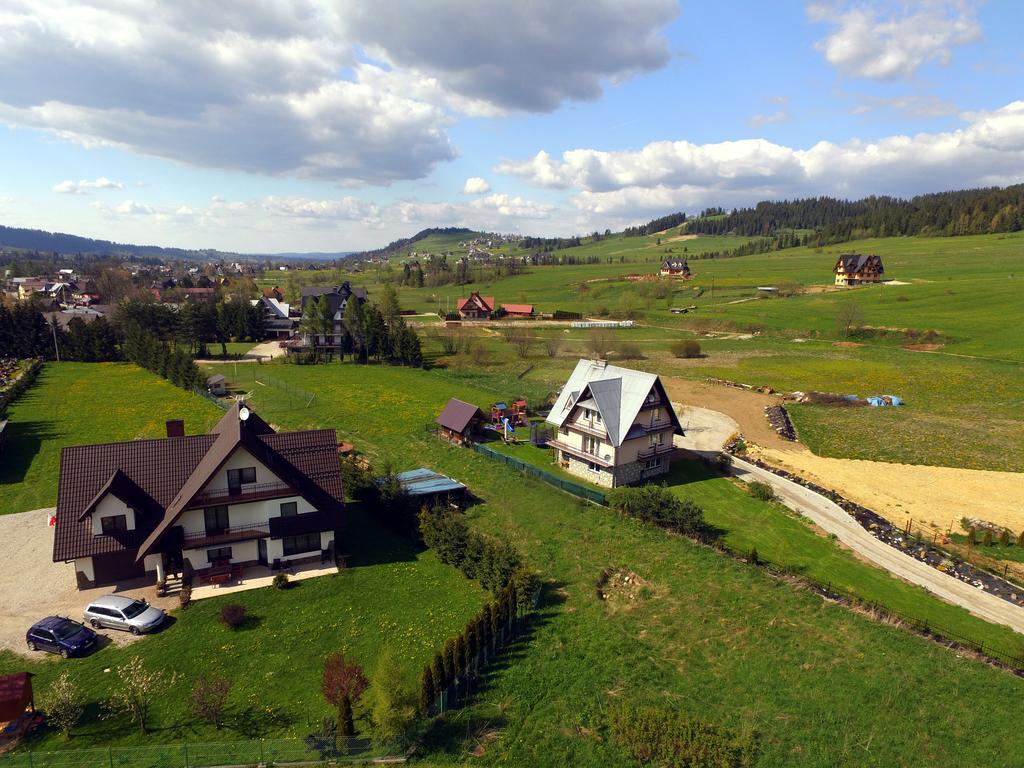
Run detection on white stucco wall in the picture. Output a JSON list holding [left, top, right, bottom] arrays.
[[75, 557, 94, 582], [90, 494, 136, 535]]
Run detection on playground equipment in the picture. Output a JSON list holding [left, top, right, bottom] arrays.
[[491, 399, 527, 428]]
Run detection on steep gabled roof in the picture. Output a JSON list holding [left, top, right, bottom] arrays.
[[835, 253, 884, 274], [135, 403, 339, 560], [546, 359, 683, 447], [77, 469, 157, 522], [457, 292, 494, 312], [53, 403, 344, 563]]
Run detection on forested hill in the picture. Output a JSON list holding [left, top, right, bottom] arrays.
[[0, 224, 231, 259], [362, 227, 478, 257], [686, 185, 1024, 242]]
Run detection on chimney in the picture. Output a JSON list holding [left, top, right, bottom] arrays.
[[165, 419, 185, 438]]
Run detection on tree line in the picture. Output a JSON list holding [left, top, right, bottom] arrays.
[[623, 211, 688, 237], [685, 185, 1024, 242], [297, 284, 422, 367]]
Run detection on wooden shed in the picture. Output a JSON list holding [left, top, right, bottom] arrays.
[[435, 398, 485, 444]]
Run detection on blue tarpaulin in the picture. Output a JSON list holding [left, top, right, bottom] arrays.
[[392, 468, 467, 497]]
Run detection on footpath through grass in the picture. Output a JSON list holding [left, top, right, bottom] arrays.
[[0, 508, 484, 750], [215, 361, 1024, 767], [0, 363, 220, 516]]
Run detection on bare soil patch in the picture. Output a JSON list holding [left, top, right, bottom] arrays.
[[597, 567, 657, 611], [832, 341, 863, 348], [756, 447, 1024, 535], [903, 343, 945, 351], [661, 376, 792, 450]]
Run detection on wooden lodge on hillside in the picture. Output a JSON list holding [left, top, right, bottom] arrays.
[[834, 254, 884, 286], [457, 292, 495, 320], [659, 258, 691, 278]]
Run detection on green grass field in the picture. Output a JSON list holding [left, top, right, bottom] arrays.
[[204, 361, 1024, 766], [0, 509, 484, 749], [267, 229, 1023, 470], [5, 360, 1024, 764], [0, 363, 221, 516]]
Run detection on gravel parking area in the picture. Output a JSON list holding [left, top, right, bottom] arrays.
[[0, 508, 176, 656]]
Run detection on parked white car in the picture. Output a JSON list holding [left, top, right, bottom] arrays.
[[83, 595, 166, 635]]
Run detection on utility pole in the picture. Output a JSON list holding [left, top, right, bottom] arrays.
[[50, 319, 60, 362]]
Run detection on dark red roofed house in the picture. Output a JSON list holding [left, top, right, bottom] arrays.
[[501, 303, 534, 318], [53, 403, 344, 589], [435, 398, 485, 444], [456, 292, 494, 320]]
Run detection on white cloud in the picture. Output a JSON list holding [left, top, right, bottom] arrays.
[[808, 1, 981, 80], [462, 177, 491, 195], [469, 193, 554, 219], [52, 177, 124, 194], [498, 101, 1024, 215], [0, 1, 677, 183], [337, 0, 677, 112]]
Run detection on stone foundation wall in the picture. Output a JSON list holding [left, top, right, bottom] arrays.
[[565, 455, 614, 488]]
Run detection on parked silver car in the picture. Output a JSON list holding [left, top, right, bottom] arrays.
[[83, 595, 166, 635]]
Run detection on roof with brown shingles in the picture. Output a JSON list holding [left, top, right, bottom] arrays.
[[435, 398, 484, 434], [53, 403, 344, 563]]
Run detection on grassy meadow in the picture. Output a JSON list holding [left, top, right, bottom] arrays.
[[3, 360, 1024, 764], [271, 229, 1023, 471], [0, 363, 221, 516], [206, 360, 1024, 766], [0, 510, 485, 749]]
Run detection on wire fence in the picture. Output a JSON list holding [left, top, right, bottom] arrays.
[[0, 737, 405, 768], [469, 442, 607, 505]]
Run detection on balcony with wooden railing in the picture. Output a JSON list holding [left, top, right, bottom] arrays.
[[637, 442, 675, 460], [546, 438, 614, 467], [182, 522, 270, 549], [186, 480, 295, 509]]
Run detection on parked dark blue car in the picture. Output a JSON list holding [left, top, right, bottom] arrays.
[[26, 616, 97, 658]]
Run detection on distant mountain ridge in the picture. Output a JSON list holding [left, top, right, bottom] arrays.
[[0, 224, 227, 259]]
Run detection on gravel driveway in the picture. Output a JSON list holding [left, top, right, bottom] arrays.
[[0, 508, 176, 656]]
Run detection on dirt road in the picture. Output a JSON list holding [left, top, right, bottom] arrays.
[[662, 376, 788, 449], [729, 457, 1024, 634]]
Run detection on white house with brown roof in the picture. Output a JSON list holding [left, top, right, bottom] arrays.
[[53, 403, 344, 589], [545, 360, 683, 488]]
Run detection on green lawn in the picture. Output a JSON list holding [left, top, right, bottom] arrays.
[[0, 363, 221, 516], [209, 361, 1024, 767], [0, 508, 484, 750]]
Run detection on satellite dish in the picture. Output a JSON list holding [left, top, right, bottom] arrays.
[[239, 406, 251, 422]]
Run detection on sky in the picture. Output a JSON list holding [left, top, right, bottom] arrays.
[[0, 0, 1022, 253]]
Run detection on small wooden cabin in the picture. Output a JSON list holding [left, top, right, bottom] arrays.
[[435, 398, 485, 444]]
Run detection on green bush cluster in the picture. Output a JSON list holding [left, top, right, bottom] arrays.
[[418, 505, 521, 592], [606, 485, 706, 538], [608, 703, 760, 768], [747, 481, 775, 502], [670, 339, 702, 358]]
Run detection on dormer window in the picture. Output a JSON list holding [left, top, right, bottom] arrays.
[[100, 515, 127, 534]]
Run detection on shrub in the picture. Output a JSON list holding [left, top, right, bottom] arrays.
[[748, 547, 759, 565], [272, 572, 290, 590], [616, 341, 643, 359], [544, 337, 563, 357], [999, 529, 1011, 547], [983, 529, 994, 547], [44, 672, 84, 739], [671, 339, 702, 358], [607, 485, 706, 537], [219, 603, 247, 629], [322, 653, 368, 752], [179, 583, 192, 610], [191, 676, 231, 729], [748, 481, 775, 502], [369, 647, 417, 745], [608, 703, 760, 767], [1017, 530, 1024, 548]]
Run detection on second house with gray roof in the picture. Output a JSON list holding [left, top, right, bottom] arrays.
[[546, 359, 683, 488]]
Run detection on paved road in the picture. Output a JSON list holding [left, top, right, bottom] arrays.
[[728, 455, 1024, 635]]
